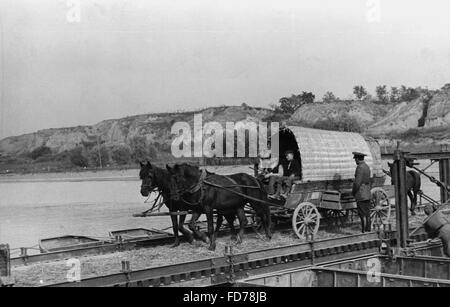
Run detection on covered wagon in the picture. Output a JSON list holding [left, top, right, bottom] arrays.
[[257, 126, 390, 239]]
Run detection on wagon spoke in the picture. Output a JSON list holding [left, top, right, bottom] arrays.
[[292, 202, 320, 240]]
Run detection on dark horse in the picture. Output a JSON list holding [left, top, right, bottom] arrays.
[[167, 163, 272, 250], [139, 162, 194, 246], [387, 162, 421, 215]]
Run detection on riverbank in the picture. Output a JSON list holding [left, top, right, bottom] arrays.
[[0, 165, 255, 183]]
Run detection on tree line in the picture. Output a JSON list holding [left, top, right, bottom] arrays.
[[273, 85, 431, 115], [27, 136, 158, 168]]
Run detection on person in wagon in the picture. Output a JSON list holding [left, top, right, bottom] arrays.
[[352, 151, 372, 233], [267, 150, 301, 199]]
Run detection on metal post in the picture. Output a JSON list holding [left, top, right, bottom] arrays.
[[439, 159, 450, 204], [393, 149, 409, 249], [0, 244, 10, 277]]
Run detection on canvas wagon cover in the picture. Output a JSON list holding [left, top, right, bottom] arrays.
[[288, 127, 383, 181]]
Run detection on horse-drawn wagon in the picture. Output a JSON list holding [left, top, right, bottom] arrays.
[[254, 126, 391, 239], [139, 126, 392, 249]]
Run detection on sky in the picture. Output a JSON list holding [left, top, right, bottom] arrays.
[[0, 0, 449, 139]]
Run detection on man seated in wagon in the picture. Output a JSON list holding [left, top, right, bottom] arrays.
[[266, 150, 302, 199]]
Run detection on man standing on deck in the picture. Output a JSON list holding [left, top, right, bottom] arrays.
[[352, 152, 372, 233]]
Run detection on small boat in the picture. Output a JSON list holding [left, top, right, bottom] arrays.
[[109, 228, 172, 242], [39, 235, 106, 253]]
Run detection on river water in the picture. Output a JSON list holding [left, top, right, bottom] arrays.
[[0, 162, 441, 250]]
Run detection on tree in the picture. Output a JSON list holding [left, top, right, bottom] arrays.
[[399, 85, 420, 102], [375, 85, 389, 103], [277, 91, 316, 113], [111, 145, 132, 165], [29, 145, 52, 160], [353, 86, 368, 100], [129, 136, 150, 163], [389, 86, 401, 103], [322, 91, 338, 103], [299, 91, 315, 104], [68, 146, 89, 167], [278, 96, 302, 114], [87, 145, 110, 167]]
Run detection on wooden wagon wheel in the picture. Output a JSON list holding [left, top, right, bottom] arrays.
[[292, 202, 320, 240], [324, 209, 349, 228], [370, 187, 391, 228]]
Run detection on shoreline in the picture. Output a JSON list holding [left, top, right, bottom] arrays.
[[0, 164, 255, 183], [0, 169, 140, 183]]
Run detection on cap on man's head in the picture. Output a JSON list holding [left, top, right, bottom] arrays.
[[352, 151, 367, 159], [285, 149, 295, 156]]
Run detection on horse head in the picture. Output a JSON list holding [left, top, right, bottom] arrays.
[[166, 163, 201, 202], [139, 161, 155, 197]]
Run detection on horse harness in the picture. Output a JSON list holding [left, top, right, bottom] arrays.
[[178, 169, 276, 207]]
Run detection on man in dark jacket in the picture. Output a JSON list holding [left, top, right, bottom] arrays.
[[352, 152, 372, 232], [268, 150, 301, 199]]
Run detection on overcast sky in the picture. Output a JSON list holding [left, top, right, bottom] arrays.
[[0, 0, 449, 139]]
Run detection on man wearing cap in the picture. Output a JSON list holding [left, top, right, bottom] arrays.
[[352, 151, 372, 232], [268, 150, 301, 199]]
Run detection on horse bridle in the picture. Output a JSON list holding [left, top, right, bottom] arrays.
[[141, 172, 158, 192]]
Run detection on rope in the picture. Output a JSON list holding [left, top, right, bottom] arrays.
[[410, 165, 450, 198]]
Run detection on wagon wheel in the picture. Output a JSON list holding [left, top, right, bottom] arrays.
[[370, 187, 391, 228], [325, 209, 349, 228], [292, 202, 320, 240]]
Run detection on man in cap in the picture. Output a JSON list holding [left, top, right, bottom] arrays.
[[268, 149, 301, 199], [352, 151, 372, 232]]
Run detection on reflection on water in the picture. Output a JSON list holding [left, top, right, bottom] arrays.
[[0, 162, 442, 249]]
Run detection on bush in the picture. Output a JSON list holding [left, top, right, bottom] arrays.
[[111, 145, 132, 165], [129, 136, 158, 162], [68, 146, 89, 167], [87, 145, 110, 167], [129, 136, 149, 163], [312, 114, 363, 133], [29, 146, 52, 160]]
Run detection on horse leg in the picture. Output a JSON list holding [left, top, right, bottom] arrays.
[[170, 212, 180, 247], [253, 203, 272, 240], [205, 206, 216, 251], [236, 207, 247, 244], [224, 214, 237, 241], [412, 189, 419, 215], [214, 214, 224, 242], [407, 190, 416, 216], [189, 211, 208, 243], [178, 213, 194, 244]]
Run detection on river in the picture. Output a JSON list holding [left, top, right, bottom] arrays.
[[0, 162, 441, 250]]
